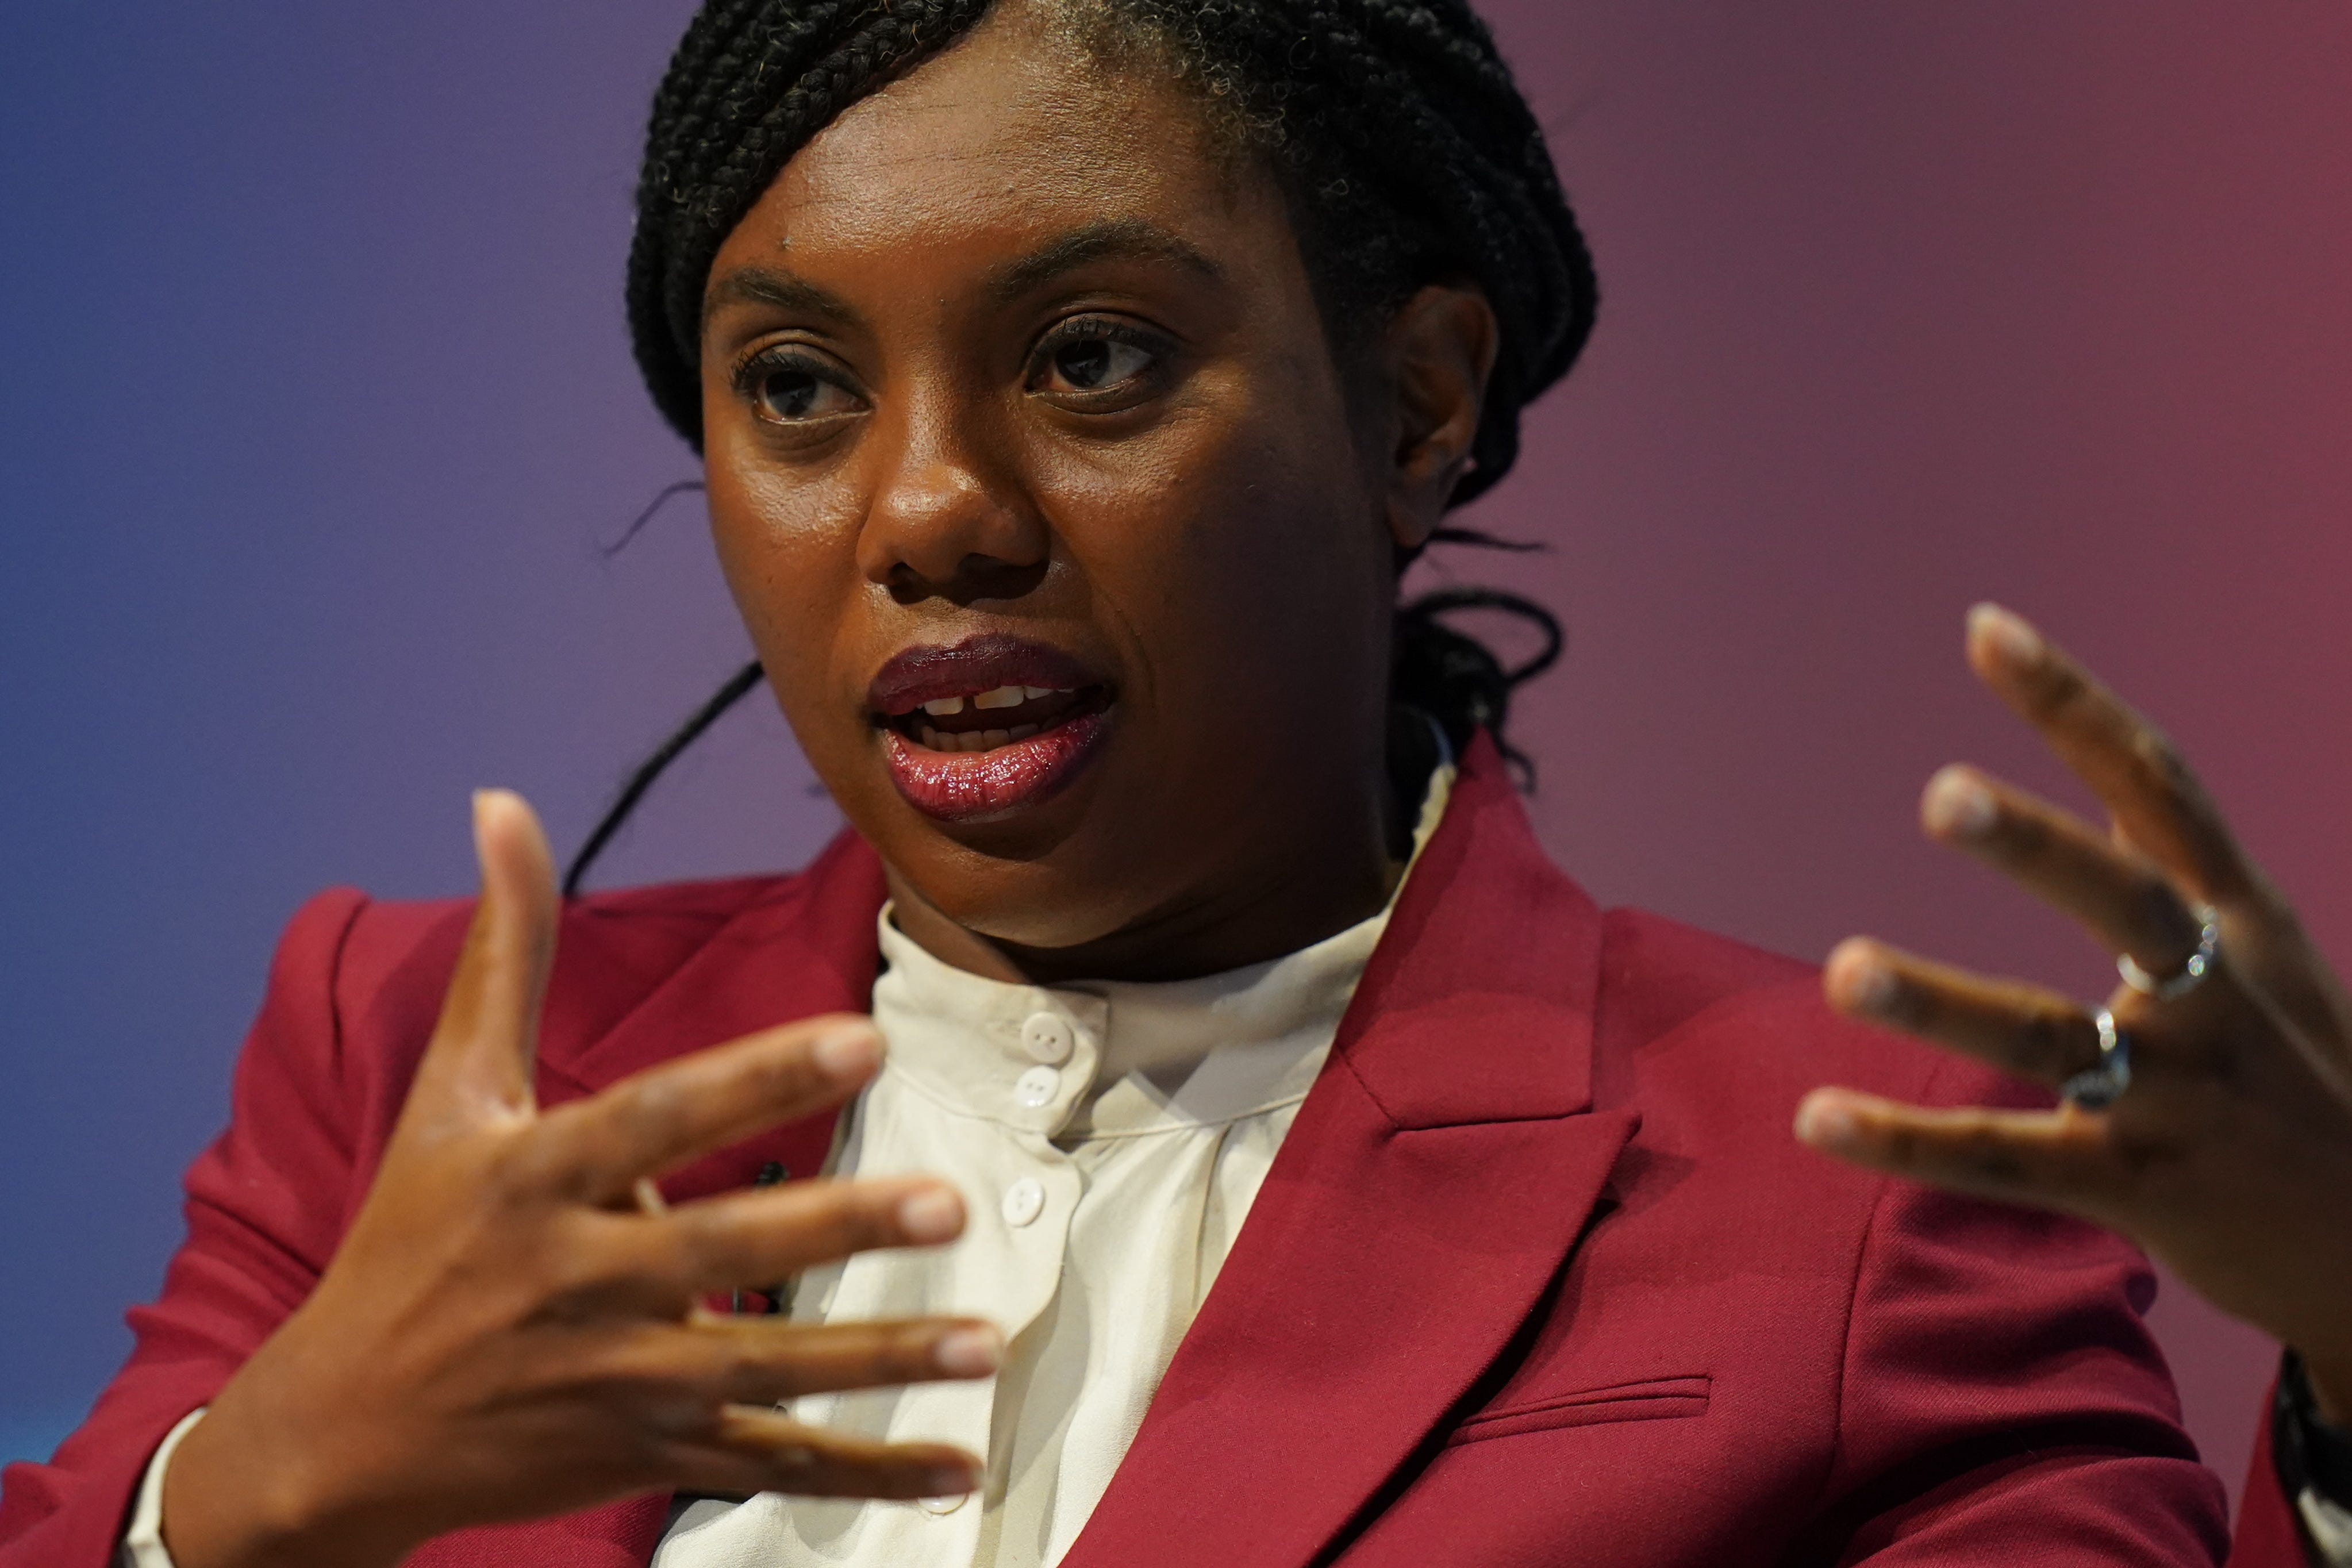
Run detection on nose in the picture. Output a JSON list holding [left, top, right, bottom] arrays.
[[856, 395, 1048, 604]]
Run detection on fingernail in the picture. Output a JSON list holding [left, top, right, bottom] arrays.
[[929, 1463, 979, 1496], [898, 1186, 964, 1244], [1836, 952, 1898, 1014], [812, 1027, 882, 1081], [1969, 602, 2041, 665], [1795, 1094, 1859, 1149], [935, 1325, 1003, 1377], [1921, 767, 1996, 838]]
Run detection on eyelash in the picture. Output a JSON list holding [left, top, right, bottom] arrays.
[[1027, 316, 1172, 396], [727, 344, 858, 420]]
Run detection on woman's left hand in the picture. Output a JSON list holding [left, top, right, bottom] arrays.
[[1796, 603, 2352, 1423]]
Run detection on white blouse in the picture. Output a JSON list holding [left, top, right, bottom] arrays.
[[653, 764, 1451, 1567]]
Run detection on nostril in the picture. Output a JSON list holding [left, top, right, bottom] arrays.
[[882, 553, 1050, 609]]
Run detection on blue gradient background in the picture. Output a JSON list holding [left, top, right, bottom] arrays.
[[5, 0, 2349, 1516]]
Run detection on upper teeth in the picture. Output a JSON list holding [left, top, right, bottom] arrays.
[[922, 685, 1066, 717]]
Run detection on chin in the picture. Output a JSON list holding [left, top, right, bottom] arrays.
[[894, 823, 1189, 952]]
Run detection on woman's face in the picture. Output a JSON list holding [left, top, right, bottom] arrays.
[[698, 3, 1481, 977]]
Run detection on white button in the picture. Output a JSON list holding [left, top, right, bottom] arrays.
[[1002, 1177, 1046, 1227], [1020, 1012, 1074, 1064], [919, 1493, 967, 1516], [1014, 1065, 1060, 1108]]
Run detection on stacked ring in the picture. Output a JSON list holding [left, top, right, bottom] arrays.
[[2065, 906, 2222, 1110], [2062, 1007, 2134, 1110], [2119, 904, 2222, 1001]]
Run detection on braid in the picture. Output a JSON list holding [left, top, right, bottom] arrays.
[[579, 0, 1597, 891], [625, 0, 1595, 483], [1165, 0, 1594, 498], [628, 0, 997, 443]]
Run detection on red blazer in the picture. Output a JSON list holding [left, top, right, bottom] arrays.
[[0, 737, 2309, 1566]]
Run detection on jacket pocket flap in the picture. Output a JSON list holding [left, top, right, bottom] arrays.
[[1446, 1374, 1712, 1446]]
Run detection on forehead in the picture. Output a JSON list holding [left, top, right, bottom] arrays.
[[717, 7, 1270, 272]]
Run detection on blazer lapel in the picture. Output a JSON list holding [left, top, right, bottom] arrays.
[[1063, 735, 1637, 1568], [543, 829, 890, 1204]]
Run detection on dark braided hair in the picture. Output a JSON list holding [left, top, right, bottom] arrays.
[[569, 0, 1594, 895]]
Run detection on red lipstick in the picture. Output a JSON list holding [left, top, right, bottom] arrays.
[[867, 636, 1114, 823]]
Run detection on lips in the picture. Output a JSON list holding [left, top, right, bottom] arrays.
[[867, 635, 1114, 822]]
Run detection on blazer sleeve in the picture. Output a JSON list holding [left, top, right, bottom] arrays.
[[0, 889, 374, 1568], [1809, 1062, 2235, 1566]]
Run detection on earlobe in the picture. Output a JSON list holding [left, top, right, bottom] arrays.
[[1383, 283, 1501, 552]]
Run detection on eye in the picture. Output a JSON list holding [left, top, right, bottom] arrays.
[[1048, 338, 1152, 392], [731, 347, 864, 426], [752, 364, 860, 423], [1028, 318, 1170, 404]]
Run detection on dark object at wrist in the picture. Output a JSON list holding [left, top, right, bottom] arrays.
[[2278, 1351, 2352, 1508]]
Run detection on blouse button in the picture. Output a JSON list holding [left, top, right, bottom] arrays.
[[1002, 1177, 1047, 1228], [920, 1493, 968, 1516], [1014, 1064, 1060, 1108], [1020, 1012, 1075, 1064]]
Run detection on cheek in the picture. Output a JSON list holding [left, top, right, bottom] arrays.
[[1045, 380, 1381, 708], [702, 450, 867, 732]]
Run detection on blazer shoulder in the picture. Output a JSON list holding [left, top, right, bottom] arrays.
[[323, 829, 886, 1093], [1592, 906, 1973, 1112], [328, 869, 776, 1018]]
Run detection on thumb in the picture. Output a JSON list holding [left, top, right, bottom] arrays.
[[407, 789, 559, 1137]]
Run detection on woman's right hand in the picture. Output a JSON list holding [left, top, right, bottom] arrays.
[[161, 790, 997, 1568]]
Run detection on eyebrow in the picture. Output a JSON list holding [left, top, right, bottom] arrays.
[[987, 219, 1227, 303], [701, 267, 865, 334], [699, 220, 1225, 333]]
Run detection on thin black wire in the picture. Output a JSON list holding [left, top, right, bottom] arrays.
[[1426, 523, 1544, 555], [563, 659, 766, 898], [601, 479, 706, 560], [1405, 584, 1564, 687]]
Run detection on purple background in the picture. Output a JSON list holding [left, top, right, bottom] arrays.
[[5, 0, 2349, 1515]]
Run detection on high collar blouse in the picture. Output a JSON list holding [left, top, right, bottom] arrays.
[[654, 766, 1453, 1568]]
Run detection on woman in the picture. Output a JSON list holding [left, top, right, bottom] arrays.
[[3, 0, 2348, 1563]]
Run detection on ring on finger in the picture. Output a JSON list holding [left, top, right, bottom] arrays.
[[2117, 902, 2221, 1002], [2062, 1006, 2134, 1110]]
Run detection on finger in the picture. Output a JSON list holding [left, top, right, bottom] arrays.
[[591, 1177, 966, 1305], [682, 1410, 981, 1501], [1825, 938, 2101, 1087], [658, 1316, 1003, 1405], [1916, 766, 2211, 982], [531, 1016, 884, 1201], [1793, 1088, 2124, 1216], [1965, 604, 2255, 904], [409, 790, 559, 1133]]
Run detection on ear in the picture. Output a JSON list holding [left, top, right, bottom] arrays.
[[1380, 283, 1500, 553]]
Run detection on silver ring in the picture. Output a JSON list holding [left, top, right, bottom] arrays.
[[2117, 903, 2220, 1002], [2062, 1006, 2134, 1110]]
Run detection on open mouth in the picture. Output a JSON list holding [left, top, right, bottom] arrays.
[[883, 682, 1110, 753], [866, 637, 1117, 821]]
